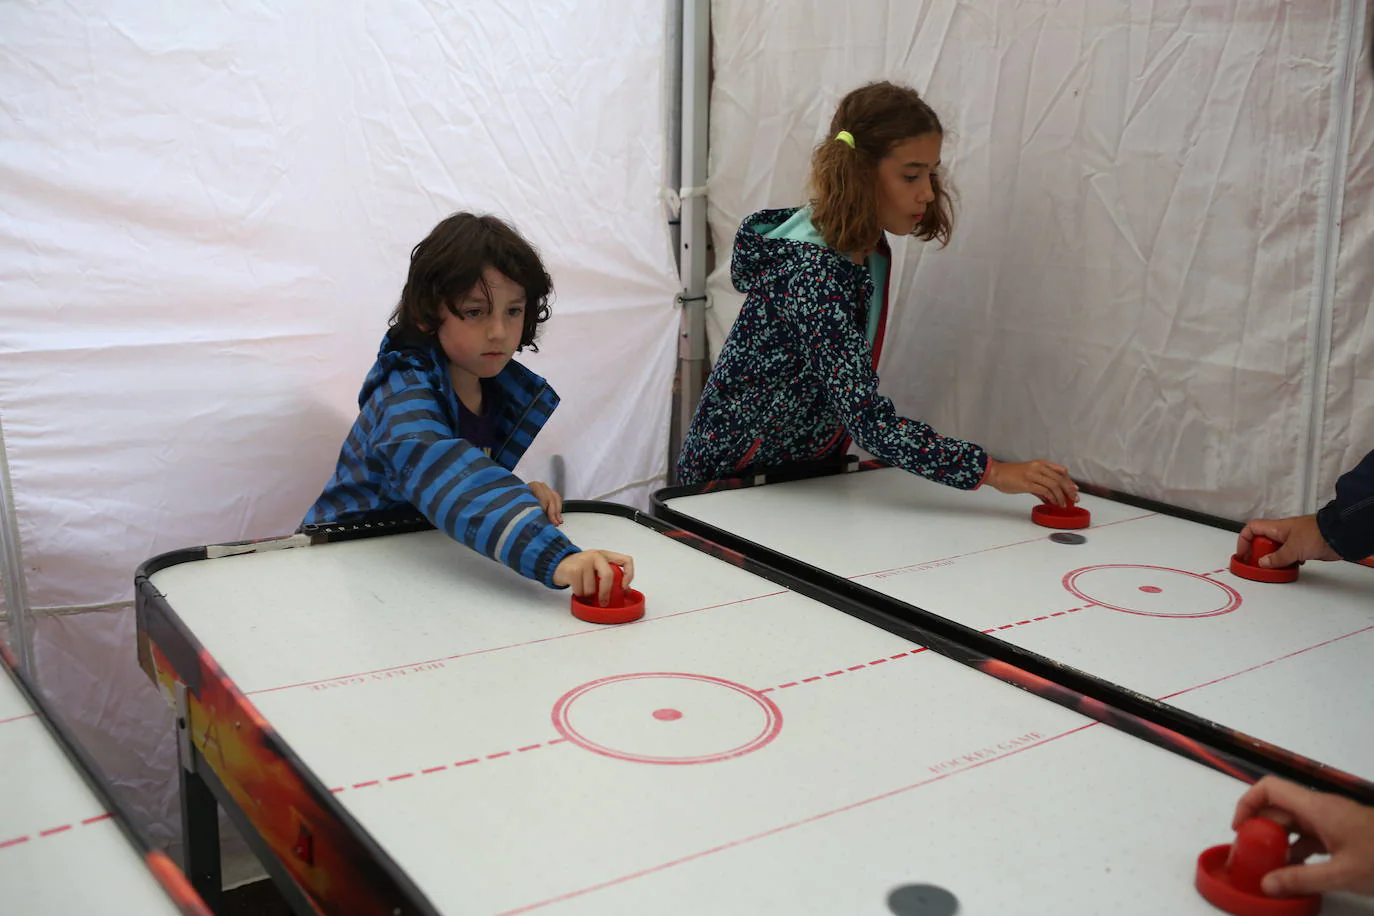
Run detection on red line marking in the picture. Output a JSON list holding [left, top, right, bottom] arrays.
[[848, 512, 1157, 581], [0, 712, 37, 726], [1033, 616, 1049, 621], [889, 652, 908, 660], [1092, 513, 1161, 530], [315, 739, 570, 801], [495, 723, 1097, 915], [1159, 625, 1374, 702], [39, 825, 72, 837], [1050, 612, 1067, 617], [81, 814, 113, 826], [330, 787, 345, 793], [247, 591, 789, 696], [1015, 620, 1032, 626], [0, 836, 30, 849], [768, 644, 937, 692]]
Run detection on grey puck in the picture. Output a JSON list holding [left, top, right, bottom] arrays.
[[887, 883, 959, 916]]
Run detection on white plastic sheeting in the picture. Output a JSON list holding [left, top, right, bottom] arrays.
[[1323, 24, 1374, 504], [1, 0, 678, 875], [708, 1, 1373, 522]]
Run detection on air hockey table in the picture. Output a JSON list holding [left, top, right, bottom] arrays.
[[134, 504, 1374, 915], [0, 638, 210, 915], [654, 460, 1374, 800]]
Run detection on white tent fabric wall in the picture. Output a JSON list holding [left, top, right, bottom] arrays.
[[1323, 20, 1374, 507], [708, 1, 1371, 522], [0, 0, 679, 880]]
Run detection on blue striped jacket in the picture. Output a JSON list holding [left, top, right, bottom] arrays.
[[302, 330, 579, 587]]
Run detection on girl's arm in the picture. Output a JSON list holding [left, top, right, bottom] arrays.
[[781, 266, 988, 489]]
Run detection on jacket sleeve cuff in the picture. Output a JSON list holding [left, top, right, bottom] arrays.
[[971, 453, 993, 490], [1316, 501, 1372, 563], [538, 540, 582, 589]]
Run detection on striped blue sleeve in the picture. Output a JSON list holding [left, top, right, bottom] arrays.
[[368, 374, 579, 588]]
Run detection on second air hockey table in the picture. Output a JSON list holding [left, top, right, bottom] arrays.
[[135, 501, 1374, 914], [654, 459, 1374, 799], [0, 637, 210, 915]]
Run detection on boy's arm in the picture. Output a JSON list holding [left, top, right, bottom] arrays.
[[370, 378, 579, 587]]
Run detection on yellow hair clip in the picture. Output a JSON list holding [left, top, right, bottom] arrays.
[[834, 130, 855, 148]]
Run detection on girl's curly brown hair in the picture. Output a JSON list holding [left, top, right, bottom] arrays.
[[809, 81, 954, 255]]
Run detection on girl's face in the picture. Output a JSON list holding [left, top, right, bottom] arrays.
[[874, 132, 942, 237]]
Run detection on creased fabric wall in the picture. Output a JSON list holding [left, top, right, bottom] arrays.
[[709, 0, 1359, 521], [1323, 13, 1374, 505], [0, 0, 678, 871]]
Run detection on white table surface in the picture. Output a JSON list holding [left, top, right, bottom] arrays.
[[662, 467, 1374, 781], [147, 512, 1374, 915]]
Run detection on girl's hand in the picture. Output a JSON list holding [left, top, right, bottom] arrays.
[[984, 458, 1079, 507]]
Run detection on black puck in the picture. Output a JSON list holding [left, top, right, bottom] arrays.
[[887, 883, 959, 915]]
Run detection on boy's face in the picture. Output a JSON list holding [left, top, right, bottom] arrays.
[[874, 132, 942, 237], [435, 267, 527, 381]]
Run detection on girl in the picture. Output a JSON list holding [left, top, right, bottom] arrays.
[[303, 212, 633, 605], [677, 82, 1078, 507]]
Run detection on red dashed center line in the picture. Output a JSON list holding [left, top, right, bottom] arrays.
[[330, 738, 568, 796], [1, 812, 115, 854], [850, 512, 1158, 581], [757, 648, 930, 693], [983, 605, 1095, 634]]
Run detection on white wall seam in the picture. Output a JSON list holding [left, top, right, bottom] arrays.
[[1304, 0, 1366, 513], [0, 413, 32, 672]]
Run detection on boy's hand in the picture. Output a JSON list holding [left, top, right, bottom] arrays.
[[553, 551, 635, 606], [528, 481, 563, 525]]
